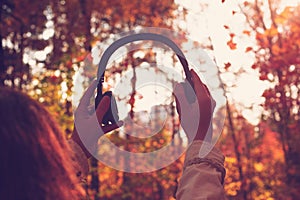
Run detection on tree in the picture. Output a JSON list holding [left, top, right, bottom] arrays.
[[1, 0, 49, 87], [2, 0, 186, 199], [239, 1, 300, 198], [219, 105, 285, 199]]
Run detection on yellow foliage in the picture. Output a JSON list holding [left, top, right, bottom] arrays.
[[265, 26, 278, 37], [224, 181, 241, 196], [225, 156, 237, 164], [254, 162, 264, 172]]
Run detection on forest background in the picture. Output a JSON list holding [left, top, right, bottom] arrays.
[[1, 0, 299, 199]]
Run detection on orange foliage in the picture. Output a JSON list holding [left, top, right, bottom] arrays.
[[227, 39, 237, 50]]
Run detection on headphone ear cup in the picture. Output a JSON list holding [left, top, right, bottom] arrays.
[[101, 91, 119, 125]]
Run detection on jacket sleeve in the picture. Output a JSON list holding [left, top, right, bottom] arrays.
[[176, 140, 227, 200]]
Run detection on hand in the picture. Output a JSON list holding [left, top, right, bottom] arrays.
[[174, 69, 216, 143], [72, 80, 123, 158]]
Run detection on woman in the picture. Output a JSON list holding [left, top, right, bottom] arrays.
[[0, 87, 85, 199]]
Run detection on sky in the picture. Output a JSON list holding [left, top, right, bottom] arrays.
[[174, 0, 300, 124]]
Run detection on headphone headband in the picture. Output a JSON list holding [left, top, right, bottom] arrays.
[[95, 32, 196, 123], [97, 33, 192, 86]]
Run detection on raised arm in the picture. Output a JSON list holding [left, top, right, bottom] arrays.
[[174, 69, 226, 200]]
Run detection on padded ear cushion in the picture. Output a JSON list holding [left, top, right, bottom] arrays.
[[101, 91, 119, 125]]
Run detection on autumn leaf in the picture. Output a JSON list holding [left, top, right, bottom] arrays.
[[224, 62, 232, 70], [224, 25, 230, 29], [232, 10, 237, 15], [244, 1, 250, 6], [227, 39, 237, 50], [259, 74, 268, 80], [222, 0, 226, 3], [265, 26, 278, 37], [245, 47, 253, 52], [262, 90, 271, 98], [243, 30, 251, 36], [251, 64, 257, 69]]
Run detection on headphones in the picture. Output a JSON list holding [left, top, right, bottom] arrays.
[[95, 33, 195, 125]]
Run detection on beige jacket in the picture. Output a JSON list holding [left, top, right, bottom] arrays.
[[70, 140, 226, 200], [176, 140, 227, 200]]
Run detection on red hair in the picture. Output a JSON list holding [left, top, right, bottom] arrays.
[[0, 87, 85, 199]]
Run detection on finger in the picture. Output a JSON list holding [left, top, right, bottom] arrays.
[[102, 121, 124, 134], [203, 84, 212, 97], [95, 95, 110, 122], [212, 98, 216, 110], [173, 82, 189, 112], [77, 80, 98, 109], [190, 69, 210, 97], [174, 97, 181, 119]]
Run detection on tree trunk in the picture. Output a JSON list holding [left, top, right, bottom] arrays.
[[0, 1, 6, 86], [90, 157, 100, 200]]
